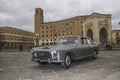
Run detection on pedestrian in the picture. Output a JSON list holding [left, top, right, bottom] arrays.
[[106, 41, 111, 51]]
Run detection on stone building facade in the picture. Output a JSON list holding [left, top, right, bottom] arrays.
[[34, 8, 112, 46], [0, 27, 34, 51], [112, 30, 120, 44]]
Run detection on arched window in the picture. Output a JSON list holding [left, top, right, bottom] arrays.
[[87, 29, 93, 41], [99, 27, 107, 43]]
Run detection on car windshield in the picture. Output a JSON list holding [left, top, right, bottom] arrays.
[[57, 37, 79, 44]]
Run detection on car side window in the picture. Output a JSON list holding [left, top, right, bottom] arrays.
[[74, 40, 79, 44], [81, 38, 88, 44], [87, 39, 92, 45]]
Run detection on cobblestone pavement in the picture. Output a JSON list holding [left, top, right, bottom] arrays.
[[0, 51, 120, 80]]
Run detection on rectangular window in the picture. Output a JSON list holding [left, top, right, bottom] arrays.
[[42, 35, 44, 37], [42, 43, 44, 45]]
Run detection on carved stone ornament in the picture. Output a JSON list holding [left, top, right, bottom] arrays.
[[85, 22, 93, 28], [98, 21, 108, 27]]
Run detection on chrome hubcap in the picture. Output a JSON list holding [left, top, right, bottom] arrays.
[[65, 55, 71, 67], [94, 51, 97, 58]]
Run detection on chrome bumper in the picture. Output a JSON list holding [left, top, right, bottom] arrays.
[[31, 57, 62, 63]]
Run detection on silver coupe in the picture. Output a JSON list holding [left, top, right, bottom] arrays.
[[31, 36, 99, 69]]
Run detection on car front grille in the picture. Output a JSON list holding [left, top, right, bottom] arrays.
[[36, 51, 51, 60]]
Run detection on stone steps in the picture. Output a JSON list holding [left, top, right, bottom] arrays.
[[99, 44, 120, 51], [100, 47, 120, 51]]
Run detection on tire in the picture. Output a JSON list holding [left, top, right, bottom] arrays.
[[40, 62, 47, 64], [61, 54, 71, 69], [37, 61, 46, 64], [93, 51, 97, 59]]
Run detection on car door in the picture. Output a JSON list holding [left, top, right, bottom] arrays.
[[86, 38, 94, 55], [79, 37, 91, 57], [71, 37, 83, 59], [87, 38, 97, 55]]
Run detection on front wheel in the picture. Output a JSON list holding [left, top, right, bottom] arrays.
[[37, 61, 47, 65], [61, 54, 71, 69]]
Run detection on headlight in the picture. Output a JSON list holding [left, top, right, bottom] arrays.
[[53, 49, 59, 60], [53, 49, 58, 55]]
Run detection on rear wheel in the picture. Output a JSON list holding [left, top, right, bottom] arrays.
[[93, 51, 97, 59], [61, 54, 71, 69]]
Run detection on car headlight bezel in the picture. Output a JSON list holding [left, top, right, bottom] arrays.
[[34, 52, 37, 57], [31, 49, 34, 53], [53, 49, 58, 55]]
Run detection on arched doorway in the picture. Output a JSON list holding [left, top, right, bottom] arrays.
[[99, 27, 107, 43], [87, 29, 93, 40]]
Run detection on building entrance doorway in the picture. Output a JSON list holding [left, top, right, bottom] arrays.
[[99, 27, 107, 43], [87, 29, 93, 41]]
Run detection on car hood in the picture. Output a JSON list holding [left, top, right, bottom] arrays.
[[32, 44, 74, 52]]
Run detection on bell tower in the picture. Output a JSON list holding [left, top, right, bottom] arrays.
[[34, 8, 44, 34]]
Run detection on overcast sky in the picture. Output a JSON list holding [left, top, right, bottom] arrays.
[[0, 0, 120, 32]]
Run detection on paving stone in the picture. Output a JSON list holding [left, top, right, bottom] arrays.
[[0, 68, 4, 72], [103, 72, 120, 80], [0, 51, 120, 80]]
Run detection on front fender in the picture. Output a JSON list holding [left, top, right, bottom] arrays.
[[58, 50, 76, 61], [58, 50, 66, 61]]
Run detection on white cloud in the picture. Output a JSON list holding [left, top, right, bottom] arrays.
[[0, 0, 120, 32]]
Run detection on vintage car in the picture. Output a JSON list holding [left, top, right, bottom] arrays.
[[31, 36, 99, 69]]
